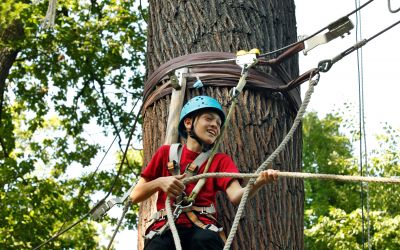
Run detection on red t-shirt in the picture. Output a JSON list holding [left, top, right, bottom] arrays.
[[141, 144, 239, 231]]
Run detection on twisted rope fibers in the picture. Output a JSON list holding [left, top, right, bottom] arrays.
[[184, 172, 400, 185], [223, 76, 317, 249]]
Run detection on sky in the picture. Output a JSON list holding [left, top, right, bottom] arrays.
[[297, 0, 400, 136], [112, 0, 400, 249]]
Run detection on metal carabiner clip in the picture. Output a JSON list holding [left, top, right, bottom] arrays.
[[173, 204, 183, 219]]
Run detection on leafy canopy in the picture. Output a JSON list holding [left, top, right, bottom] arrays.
[[303, 111, 400, 250], [1, 0, 147, 248]]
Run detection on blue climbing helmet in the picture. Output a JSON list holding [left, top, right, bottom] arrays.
[[178, 96, 226, 138]]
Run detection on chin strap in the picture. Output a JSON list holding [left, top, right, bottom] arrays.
[[188, 118, 214, 152]]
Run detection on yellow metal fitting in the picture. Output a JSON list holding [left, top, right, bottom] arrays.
[[236, 48, 259, 69]]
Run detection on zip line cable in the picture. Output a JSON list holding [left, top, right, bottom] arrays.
[[53, 127, 119, 236], [53, 97, 141, 238], [33, 100, 143, 249], [258, 0, 375, 58], [34, 125, 122, 250], [354, 1, 369, 249]]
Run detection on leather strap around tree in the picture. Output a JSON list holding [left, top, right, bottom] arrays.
[[142, 51, 306, 114]]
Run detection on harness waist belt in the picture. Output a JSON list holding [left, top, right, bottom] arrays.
[[149, 204, 216, 221]]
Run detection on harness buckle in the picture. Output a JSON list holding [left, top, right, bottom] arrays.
[[157, 209, 166, 221], [144, 230, 159, 240], [200, 206, 207, 215], [173, 205, 183, 219], [173, 201, 193, 218]]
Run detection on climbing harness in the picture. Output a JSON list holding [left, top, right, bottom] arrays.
[[143, 143, 224, 241]]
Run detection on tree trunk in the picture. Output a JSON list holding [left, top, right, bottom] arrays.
[[0, 21, 24, 155], [140, 1, 303, 249]]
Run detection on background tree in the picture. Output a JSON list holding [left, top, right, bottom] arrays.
[[140, 0, 303, 249], [303, 111, 400, 250], [1, 0, 146, 248]]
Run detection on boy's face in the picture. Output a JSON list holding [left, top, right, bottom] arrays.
[[185, 111, 222, 145]]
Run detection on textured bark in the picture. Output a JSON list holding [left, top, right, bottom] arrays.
[[0, 21, 24, 155], [140, 1, 303, 249]]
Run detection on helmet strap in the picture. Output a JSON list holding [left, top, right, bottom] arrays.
[[188, 117, 214, 152]]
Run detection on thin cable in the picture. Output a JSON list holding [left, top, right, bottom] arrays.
[[354, 0, 370, 249], [366, 19, 400, 43], [103, 102, 143, 199], [258, 0, 375, 58], [388, 0, 400, 13], [54, 129, 119, 236], [148, 0, 376, 82], [106, 201, 132, 250], [33, 213, 90, 250], [33, 101, 143, 249]]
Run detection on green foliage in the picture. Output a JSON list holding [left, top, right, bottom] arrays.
[[303, 112, 359, 216], [306, 208, 400, 250], [303, 111, 400, 249], [1, 0, 146, 248]]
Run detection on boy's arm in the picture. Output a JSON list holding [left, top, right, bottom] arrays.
[[226, 169, 278, 206], [129, 174, 186, 204]]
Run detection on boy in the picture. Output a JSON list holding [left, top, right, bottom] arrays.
[[130, 95, 278, 250]]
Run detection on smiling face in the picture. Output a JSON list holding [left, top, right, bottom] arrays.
[[184, 110, 222, 146]]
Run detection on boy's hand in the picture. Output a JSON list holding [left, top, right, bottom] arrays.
[[255, 169, 279, 186], [159, 174, 186, 199]]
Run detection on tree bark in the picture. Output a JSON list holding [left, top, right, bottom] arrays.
[[140, 1, 303, 249], [0, 21, 24, 155]]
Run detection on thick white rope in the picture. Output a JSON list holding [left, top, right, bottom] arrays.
[[165, 196, 182, 250], [164, 169, 400, 249], [184, 172, 400, 185], [223, 76, 317, 250]]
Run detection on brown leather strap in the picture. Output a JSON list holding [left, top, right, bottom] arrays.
[[143, 52, 303, 113]]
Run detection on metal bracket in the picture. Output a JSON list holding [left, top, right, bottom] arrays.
[[235, 49, 259, 69], [304, 16, 354, 55], [90, 185, 135, 221], [170, 67, 188, 90], [91, 198, 121, 221]]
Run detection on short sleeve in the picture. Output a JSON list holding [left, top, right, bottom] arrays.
[[214, 154, 240, 191], [141, 145, 170, 181]]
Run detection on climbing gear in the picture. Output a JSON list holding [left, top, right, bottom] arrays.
[[149, 204, 217, 222], [90, 184, 135, 221], [178, 96, 226, 138], [168, 143, 210, 205], [145, 203, 223, 240], [144, 143, 223, 240], [229, 49, 259, 98], [303, 16, 354, 55], [167, 143, 211, 177]]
